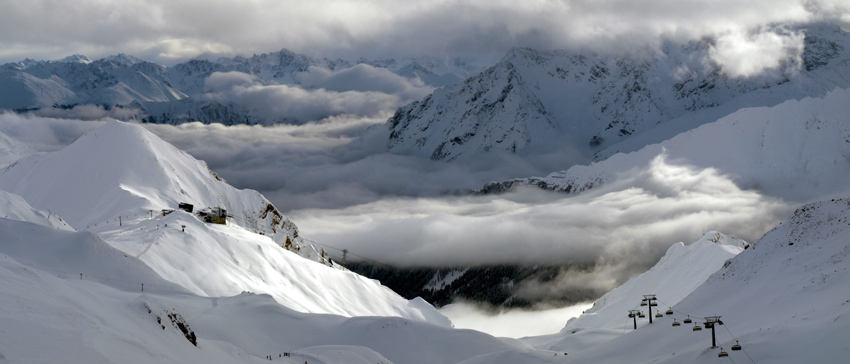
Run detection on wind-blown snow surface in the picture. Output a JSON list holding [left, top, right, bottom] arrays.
[[0, 190, 73, 231], [0, 121, 446, 322], [460, 199, 850, 364], [0, 218, 526, 364]]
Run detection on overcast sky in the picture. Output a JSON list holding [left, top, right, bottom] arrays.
[[1, 0, 848, 65]]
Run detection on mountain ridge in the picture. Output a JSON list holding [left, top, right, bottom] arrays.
[[384, 24, 850, 162]]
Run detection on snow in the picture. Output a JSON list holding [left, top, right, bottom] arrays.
[[386, 24, 850, 162], [486, 86, 850, 204], [0, 220, 526, 363], [0, 49, 484, 125], [517, 232, 744, 351], [0, 190, 73, 230], [0, 121, 448, 323], [1, 33, 849, 362], [0, 119, 847, 362], [553, 198, 850, 364]]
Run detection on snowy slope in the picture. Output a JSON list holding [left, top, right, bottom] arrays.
[[0, 128, 34, 169], [0, 120, 447, 322], [0, 121, 297, 238], [0, 218, 524, 364], [568, 232, 744, 331], [0, 190, 73, 231], [463, 198, 850, 364], [522, 232, 745, 352], [483, 85, 850, 203], [559, 198, 850, 364], [386, 24, 850, 161]]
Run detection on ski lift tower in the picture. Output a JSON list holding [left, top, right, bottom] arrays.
[[703, 316, 723, 348], [642, 295, 658, 323]]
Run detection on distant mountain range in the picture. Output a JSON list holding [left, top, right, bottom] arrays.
[[0, 49, 488, 124]]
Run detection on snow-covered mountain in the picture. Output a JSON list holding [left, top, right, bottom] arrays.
[[0, 190, 74, 231], [0, 216, 531, 364], [0, 121, 448, 322], [385, 24, 850, 161], [559, 198, 850, 364], [458, 198, 850, 363], [1, 122, 847, 362], [0, 55, 186, 110], [0, 49, 484, 124], [0, 119, 552, 364], [523, 231, 746, 351], [481, 85, 850, 204]]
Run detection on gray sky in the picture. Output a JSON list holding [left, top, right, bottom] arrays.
[[1, 0, 848, 65]]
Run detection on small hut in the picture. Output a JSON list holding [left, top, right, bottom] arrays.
[[178, 202, 194, 213], [207, 207, 227, 225]]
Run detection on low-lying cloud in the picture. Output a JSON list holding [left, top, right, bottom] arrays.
[[290, 154, 790, 292], [198, 70, 433, 123], [710, 27, 806, 77], [439, 301, 593, 338], [0, 114, 792, 300], [299, 64, 435, 100]]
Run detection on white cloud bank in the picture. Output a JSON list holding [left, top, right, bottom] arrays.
[[1, 1, 848, 77], [291, 154, 790, 291], [197, 69, 433, 123]]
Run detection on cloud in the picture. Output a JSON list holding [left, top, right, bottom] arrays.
[[289, 154, 790, 293], [27, 104, 144, 121], [0, 112, 105, 159], [196, 71, 430, 123], [439, 301, 593, 338], [0, 114, 792, 304], [204, 71, 257, 91], [139, 117, 577, 211], [0, 0, 846, 70], [299, 64, 434, 100], [709, 27, 806, 77]]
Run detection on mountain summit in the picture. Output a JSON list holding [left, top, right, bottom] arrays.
[[385, 24, 850, 162]]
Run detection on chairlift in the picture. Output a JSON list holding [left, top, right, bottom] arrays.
[[655, 313, 663, 318], [731, 340, 742, 351], [628, 313, 635, 318], [665, 309, 674, 315], [672, 321, 680, 327], [683, 315, 692, 324], [650, 303, 658, 306], [640, 302, 647, 306], [718, 350, 729, 358], [639, 313, 646, 318], [692, 325, 702, 331]]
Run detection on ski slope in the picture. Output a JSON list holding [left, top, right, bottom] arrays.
[[0, 121, 448, 322]]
